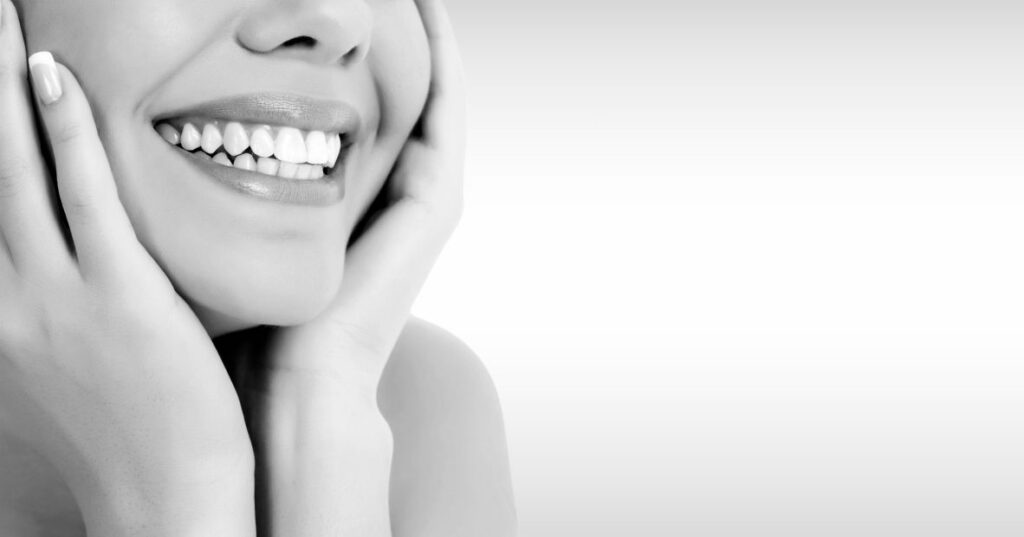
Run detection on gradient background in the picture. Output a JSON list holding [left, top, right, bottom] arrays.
[[411, 1, 1024, 535]]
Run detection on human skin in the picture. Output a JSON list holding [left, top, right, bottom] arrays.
[[216, 0, 469, 533], [14, 0, 432, 335], [0, 0, 492, 535]]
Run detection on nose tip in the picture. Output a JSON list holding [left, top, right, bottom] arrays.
[[237, 0, 372, 66]]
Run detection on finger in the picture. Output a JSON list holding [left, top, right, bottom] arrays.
[[414, 0, 466, 148], [326, 144, 461, 358], [320, 1, 467, 357], [27, 51, 140, 278], [0, 0, 73, 272]]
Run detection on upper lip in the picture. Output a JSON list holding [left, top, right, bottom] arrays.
[[152, 92, 362, 136]]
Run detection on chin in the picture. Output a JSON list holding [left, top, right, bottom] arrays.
[[176, 252, 346, 337]]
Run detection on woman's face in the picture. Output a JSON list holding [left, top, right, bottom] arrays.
[[16, 0, 431, 334]]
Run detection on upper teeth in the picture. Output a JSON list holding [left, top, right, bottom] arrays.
[[155, 120, 344, 179]]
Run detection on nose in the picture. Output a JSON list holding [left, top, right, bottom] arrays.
[[236, 0, 373, 66]]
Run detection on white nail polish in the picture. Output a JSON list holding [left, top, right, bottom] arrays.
[[28, 51, 63, 105]]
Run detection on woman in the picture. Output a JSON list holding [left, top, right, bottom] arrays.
[[0, 0, 517, 535]]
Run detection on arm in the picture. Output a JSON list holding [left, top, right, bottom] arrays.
[[0, 3, 255, 535], [380, 317, 518, 537], [236, 0, 468, 534]]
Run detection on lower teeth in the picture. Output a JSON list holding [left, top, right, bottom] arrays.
[[183, 147, 329, 179]]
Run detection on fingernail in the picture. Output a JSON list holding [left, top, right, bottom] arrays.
[[28, 51, 63, 105]]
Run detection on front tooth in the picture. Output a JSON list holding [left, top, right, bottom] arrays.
[[201, 124, 223, 154], [310, 165, 325, 179], [305, 131, 328, 164], [212, 153, 232, 167], [223, 122, 249, 156], [250, 127, 275, 157], [233, 153, 256, 171], [257, 157, 280, 176], [277, 161, 299, 179], [180, 123, 201, 150], [295, 164, 313, 180], [326, 134, 341, 168], [274, 127, 307, 163], [157, 123, 180, 145]]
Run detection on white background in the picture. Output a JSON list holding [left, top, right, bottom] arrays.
[[413, 1, 1024, 535]]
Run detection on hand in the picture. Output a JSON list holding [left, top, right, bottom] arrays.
[[223, 0, 466, 534], [0, 3, 254, 536], [266, 0, 465, 373]]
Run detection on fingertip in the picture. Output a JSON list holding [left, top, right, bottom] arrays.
[[28, 50, 62, 105], [27, 50, 54, 71], [0, 0, 9, 31], [0, 0, 27, 59]]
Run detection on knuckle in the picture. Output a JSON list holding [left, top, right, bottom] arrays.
[[0, 158, 34, 199], [59, 192, 98, 219], [50, 120, 88, 147], [0, 302, 53, 371]]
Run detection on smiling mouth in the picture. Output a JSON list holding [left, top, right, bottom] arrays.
[[154, 119, 349, 180], [150, 93, 362, 206]]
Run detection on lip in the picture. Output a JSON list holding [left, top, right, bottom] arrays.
[[151, 92, 359, 205], [173, 144, 349, 206], [152, 92, 362, 137]]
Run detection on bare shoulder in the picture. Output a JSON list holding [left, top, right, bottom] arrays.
[[380, 316, 503, 414], [378, 316, 518, 537]]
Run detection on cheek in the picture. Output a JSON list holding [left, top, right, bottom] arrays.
[[337, 7, 430, 233], [369, 5, 432, 140], [14, 0, 430, 327], [21, 0, 222, 121]]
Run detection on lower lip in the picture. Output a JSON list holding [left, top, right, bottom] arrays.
[[176, 148, 347, 206]]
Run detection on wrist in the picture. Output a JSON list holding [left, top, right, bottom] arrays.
[[74, 445, 256, 537], [265, 351, 384, 409], [259, 370, 393, 537]]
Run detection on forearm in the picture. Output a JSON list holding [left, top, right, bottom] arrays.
[[69, 444, 257, 537], [258, 369, 393, 537]]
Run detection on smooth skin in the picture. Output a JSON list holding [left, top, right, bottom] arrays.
[[0, 0, 516, 535]]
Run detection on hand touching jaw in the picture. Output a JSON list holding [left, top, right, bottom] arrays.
[[220, 1, 468, 534], [0, 5, 255, 534], [1, 0, 517, 535], [13, 0, 430, 333]]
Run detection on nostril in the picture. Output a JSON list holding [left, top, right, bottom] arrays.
[[282, 36, 317, 48], [341, 45, 367, 65]]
